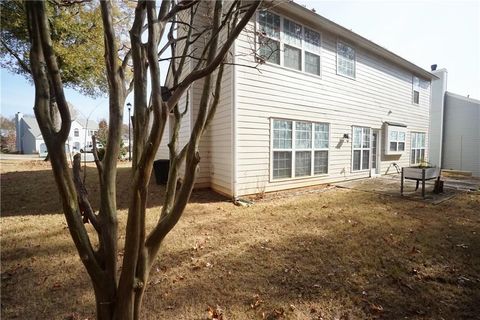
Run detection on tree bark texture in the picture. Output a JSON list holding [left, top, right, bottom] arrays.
[[25, 1, 261, 319]]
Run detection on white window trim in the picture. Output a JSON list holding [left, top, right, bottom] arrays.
[[256, 10, 322, 78], [410, 132, 426, 165], [336, 39, 356, 79], [384, 125, 407, 155], [351, 126, 371, 172], [269, 118, 330, 182]]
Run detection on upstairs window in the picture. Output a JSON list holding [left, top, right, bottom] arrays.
[[412, 76, 420, 104], [283, 18, 302, 71], [74, 129, 79, 137], [258, 11, 280, 64], [283, 19, 302, 47], [411, 132, 426, 164], [304, 28, 321, 76], [258, 10, 280, 38], [337, 41, 355, 78], [257, 11, 321, 76], [304, 28, 321, 53], [284, 45, 301, 70]]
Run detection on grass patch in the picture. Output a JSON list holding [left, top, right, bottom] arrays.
[[1, 160, 480, 319]]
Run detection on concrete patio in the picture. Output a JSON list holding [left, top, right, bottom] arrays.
[[333, 173, 480, 204]]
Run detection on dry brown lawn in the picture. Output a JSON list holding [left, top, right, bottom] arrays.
[[1, 160, 479, 320]]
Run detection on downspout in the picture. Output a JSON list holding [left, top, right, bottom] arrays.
[[232, 40, 238, 200]]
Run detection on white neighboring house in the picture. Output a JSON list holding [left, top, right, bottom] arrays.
[[429, 67, 480, 176], [15, 111, 99, 156], [68, 116, 100, 153], [155, 2, 438, 198]]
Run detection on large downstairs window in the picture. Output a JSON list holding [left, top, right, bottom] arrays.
[[352, 126, 370, 171], [272, 119, 329, 180], [257, 11, 321, 76], [411, 132, 426, 165]]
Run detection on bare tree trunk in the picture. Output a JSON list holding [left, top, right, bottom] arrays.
[[25, 1, 261, 319]]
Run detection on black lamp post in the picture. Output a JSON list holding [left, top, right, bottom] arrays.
[[127, 102, 131, 161]]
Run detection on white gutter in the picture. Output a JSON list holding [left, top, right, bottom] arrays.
[[232, 40, 238, 200]]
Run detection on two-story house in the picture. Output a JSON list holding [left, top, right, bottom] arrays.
[[15, 106, 99, 156], [156, 2, 437, 198]]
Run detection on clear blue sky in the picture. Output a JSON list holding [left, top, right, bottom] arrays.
[[298, 0, 480, 97], [1, 0, 479, 122]]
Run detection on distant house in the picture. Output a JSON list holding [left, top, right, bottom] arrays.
[[155, 2, 438, 198], [429, 68, 480, 176], [15, 110, 99, 156]]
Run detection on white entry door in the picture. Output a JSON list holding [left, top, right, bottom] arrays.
[[370, 130, 381, 177]]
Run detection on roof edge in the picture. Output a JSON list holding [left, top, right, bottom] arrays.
[[272, 1, 438, 80], [446, 91, 480, 104]]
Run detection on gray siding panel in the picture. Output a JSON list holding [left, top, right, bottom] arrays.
[[442, 93, 480, 176]]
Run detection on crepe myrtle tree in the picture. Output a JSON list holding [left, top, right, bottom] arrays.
[[25, 0, 260, 319]]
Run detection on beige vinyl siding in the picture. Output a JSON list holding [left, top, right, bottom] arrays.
[[182, 2, 234, 193], [233, 16, 430, 196], [206, 64, 234, 195]]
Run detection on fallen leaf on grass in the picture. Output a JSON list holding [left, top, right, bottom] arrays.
[[409, 246, 421, 254], [207, 305, 224, 320], [262, 308, 285, 319], [51, 283, 62, 290], [369, 303, 384, 313], [249, 294, 263, 309]]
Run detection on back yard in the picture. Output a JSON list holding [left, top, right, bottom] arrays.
[[1, 160, 479, 319]]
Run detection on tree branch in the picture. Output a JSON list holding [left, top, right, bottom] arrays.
[[162, 0, 199, 22], [73, 153, 101, 233], [92, 135, 103, 177], [146, 0, 227, 258], [35, 0, 72, 142], [167, 0, 260, 110], [121, 48, 132, 73], [0, 39, 31, 74], [25, 1, 103, 286]]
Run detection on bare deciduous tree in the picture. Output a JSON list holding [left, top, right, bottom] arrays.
[[24, 0, 261, 319]]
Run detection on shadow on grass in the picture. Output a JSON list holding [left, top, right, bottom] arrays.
[[2, 184, 478, 319], [1, 227, 96, 319], [1, 166, 228, 217], [142, 194, 480, 319]]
